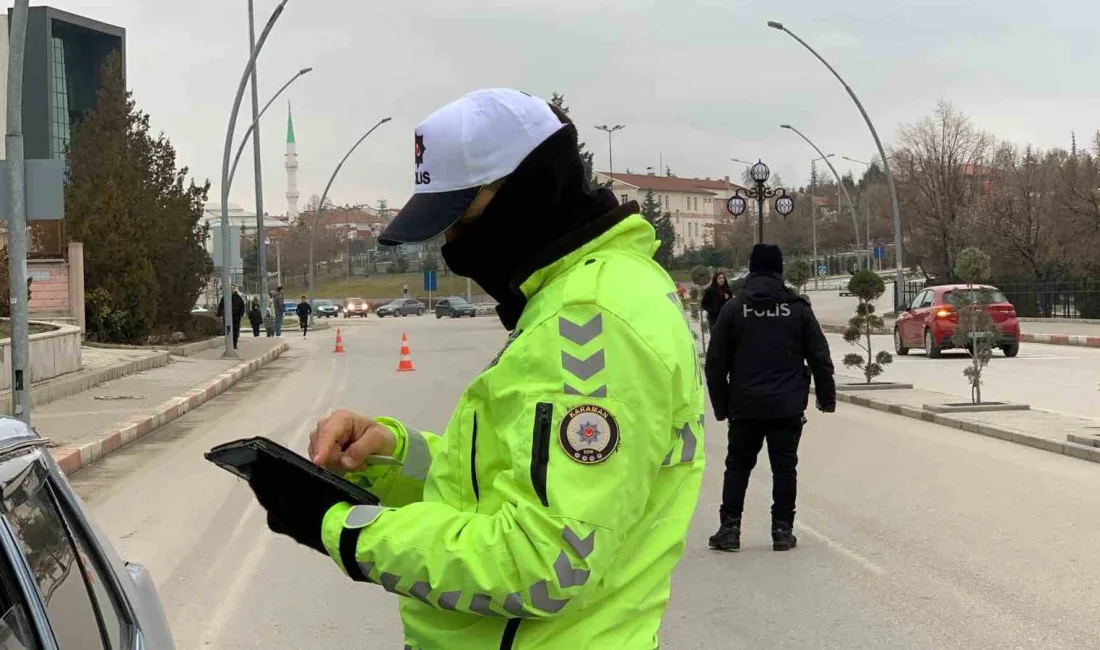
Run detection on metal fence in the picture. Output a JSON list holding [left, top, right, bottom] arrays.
[[895, 278, 1100, 319]]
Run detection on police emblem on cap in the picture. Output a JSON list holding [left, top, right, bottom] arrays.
[[414, 133, 426, 166], [559, 405, 619, 465]]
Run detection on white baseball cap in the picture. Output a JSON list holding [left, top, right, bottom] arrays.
[[379, 88, 566, 245]]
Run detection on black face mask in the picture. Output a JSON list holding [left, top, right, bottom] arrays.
[[441, 125, 620, 330]]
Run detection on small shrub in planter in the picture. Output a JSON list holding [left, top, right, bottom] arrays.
[[785, 259, 813, 296], [842, 270, 893, 384], [951, 247, 999, 404]]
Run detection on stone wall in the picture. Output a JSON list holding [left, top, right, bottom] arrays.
[[0, 323, 82, 391]]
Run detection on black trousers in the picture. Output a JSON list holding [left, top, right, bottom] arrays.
[[720, 416, 804, 526], [225, 321, 241, 349]]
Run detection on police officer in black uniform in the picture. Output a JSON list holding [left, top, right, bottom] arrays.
[[704, 244, 836, 552]]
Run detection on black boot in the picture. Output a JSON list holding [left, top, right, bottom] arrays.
[[772, 522, 797, 552], [708, 515, 741, 552]]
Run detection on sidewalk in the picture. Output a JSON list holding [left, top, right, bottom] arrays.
[[815, 377, 1100, 465], [39, 338, 289, 475]]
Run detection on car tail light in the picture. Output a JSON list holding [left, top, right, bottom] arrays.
[[935, 308, 951, 319]]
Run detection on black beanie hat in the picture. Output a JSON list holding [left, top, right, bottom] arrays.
[[749, 244, 783, 274]]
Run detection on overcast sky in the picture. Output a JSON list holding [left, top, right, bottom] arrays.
[[45, 0, 1100, 215]]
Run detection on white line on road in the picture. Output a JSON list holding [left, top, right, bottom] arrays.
[[798, 521, 885, 576]]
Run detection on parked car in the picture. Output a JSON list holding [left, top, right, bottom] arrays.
[[894, 284, 1020, 358], [0, 417, 176, 648], [435, 296, 477, 319], [283, 301, 299, 317], [191, 304, 208, 314], [344, 297, 369, 318], [375, 298, 425, 317], [313, 299, 340, 318]]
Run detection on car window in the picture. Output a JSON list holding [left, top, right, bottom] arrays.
[[4, 463, 112, 650], [0, 544, 39, 649], [921, 291, 936, 308], [909, 291, 927, 310], [944, 289, 1007, 305]]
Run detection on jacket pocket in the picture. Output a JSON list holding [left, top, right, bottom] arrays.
[[470, 411, 480, 504], [530, 403, 553, 507]]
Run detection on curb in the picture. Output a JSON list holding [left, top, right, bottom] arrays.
[[0, 351, 171, 416], [50, 341, 290, 476], [820, 323, 1100, 349], [814, 386, 1100, 465]]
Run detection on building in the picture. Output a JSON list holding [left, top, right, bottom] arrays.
[[285, 103, 299, 221], [595, 172, 744, 255], [0, 6, 125, 160]]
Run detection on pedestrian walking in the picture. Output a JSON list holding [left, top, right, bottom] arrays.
[[248, 299, 263, 338], [296, 296, 312, 338], [271, 286, 286, 337], [216, 285, 247, 350], [263, 307, 276, 338], [701, 271, 732, 333], [704, 244, 836, 553], [246, 88, 704, 649]]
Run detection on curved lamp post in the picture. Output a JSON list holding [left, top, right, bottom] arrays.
[[725, 160, 795, 244], [218, 0, 289, 358], [595, 124, 625, 185], [768, 20, 904, 305], [308, 117, 393, 294], [228, 67, 312, 189], [781, 124, 865, 269]]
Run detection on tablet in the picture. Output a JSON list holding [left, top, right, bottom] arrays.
[[205, 436, 380, 506]]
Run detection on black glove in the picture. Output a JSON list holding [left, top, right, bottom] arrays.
[[816, 398, 836, 414], [248, 461, 346, 555]]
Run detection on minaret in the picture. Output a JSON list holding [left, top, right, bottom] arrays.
[[285, 103, 300, 221]]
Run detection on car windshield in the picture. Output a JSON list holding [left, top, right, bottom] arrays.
[[316, 300, 334, 306], [448, 297, 471, 306], [944, 289, 1008, 305], [386, 300, 403, 307]]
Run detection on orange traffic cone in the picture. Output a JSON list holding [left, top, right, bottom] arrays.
[[397, 333, 415, 372], [333, 329, 345, 354]]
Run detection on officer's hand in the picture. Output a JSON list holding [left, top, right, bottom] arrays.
[[816, 399, 836, 414], [309, 409, 396, 474]]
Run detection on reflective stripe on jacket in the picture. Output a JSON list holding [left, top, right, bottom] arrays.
[[320, 214, 705, 649]]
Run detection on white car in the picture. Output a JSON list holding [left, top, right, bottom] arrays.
[[0, 418, 175, 648]]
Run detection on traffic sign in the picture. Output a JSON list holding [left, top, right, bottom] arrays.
[[423, 269, 437, 292], [818, 265, 827, 279]]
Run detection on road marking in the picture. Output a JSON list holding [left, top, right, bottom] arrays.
[[798, 522, 885, 576]]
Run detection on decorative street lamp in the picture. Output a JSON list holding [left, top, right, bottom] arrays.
[[725, 160, 795, 244]]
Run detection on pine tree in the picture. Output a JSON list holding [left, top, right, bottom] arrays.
[[66, 52, 212, 342], [640, 189, 676, 269], [549, 92, 597, 187]]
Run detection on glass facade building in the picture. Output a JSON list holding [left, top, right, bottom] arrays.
[[9, 6, 126, 160]]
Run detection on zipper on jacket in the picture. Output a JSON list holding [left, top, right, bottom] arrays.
[[530, 403, 553, 507], [470, 412, 480, 503], [499, 619, 522, 650]]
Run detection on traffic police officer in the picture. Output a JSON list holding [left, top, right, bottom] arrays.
[[704, 244, 836, 552], [251, 89, 705, 649]]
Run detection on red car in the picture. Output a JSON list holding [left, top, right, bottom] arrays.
[[894, 284, 1020, 358]]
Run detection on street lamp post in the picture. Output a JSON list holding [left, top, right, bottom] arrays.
[[595, 124, 625, 186], [724, 160, 795, 244], [228, 67, 312, 189], [6, 0, 30, 423], [780, 124, 865, 270], [246, 0, 269, 317], [308, 117, 392, 294], [809, 153, 834, 289], [768, 20, 905, 306], [219, 0, 289, 359], [843, 155, 878, 270]]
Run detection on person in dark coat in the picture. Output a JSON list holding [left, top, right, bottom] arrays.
[[701, 271, 732, 332], [296, 296, 312, 338], [217, 285, 247, 350], [248, 299, 263, 338], [704, 244, 836, 553]]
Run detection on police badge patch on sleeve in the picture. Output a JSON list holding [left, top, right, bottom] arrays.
[[559, 405, 620, 465]]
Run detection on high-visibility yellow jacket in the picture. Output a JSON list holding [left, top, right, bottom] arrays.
[[321, 214, 705, 649]]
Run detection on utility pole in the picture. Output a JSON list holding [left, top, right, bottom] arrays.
[[5, 0, 30, 423], [811, 159, 818, 290], [595, 124, 625, 186], [247, 0, 269, 314]]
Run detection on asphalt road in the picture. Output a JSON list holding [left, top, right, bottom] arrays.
[[69, 315, 1100, 649]]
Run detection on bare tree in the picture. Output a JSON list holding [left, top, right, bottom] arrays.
[[892, 101, 993, 280]]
